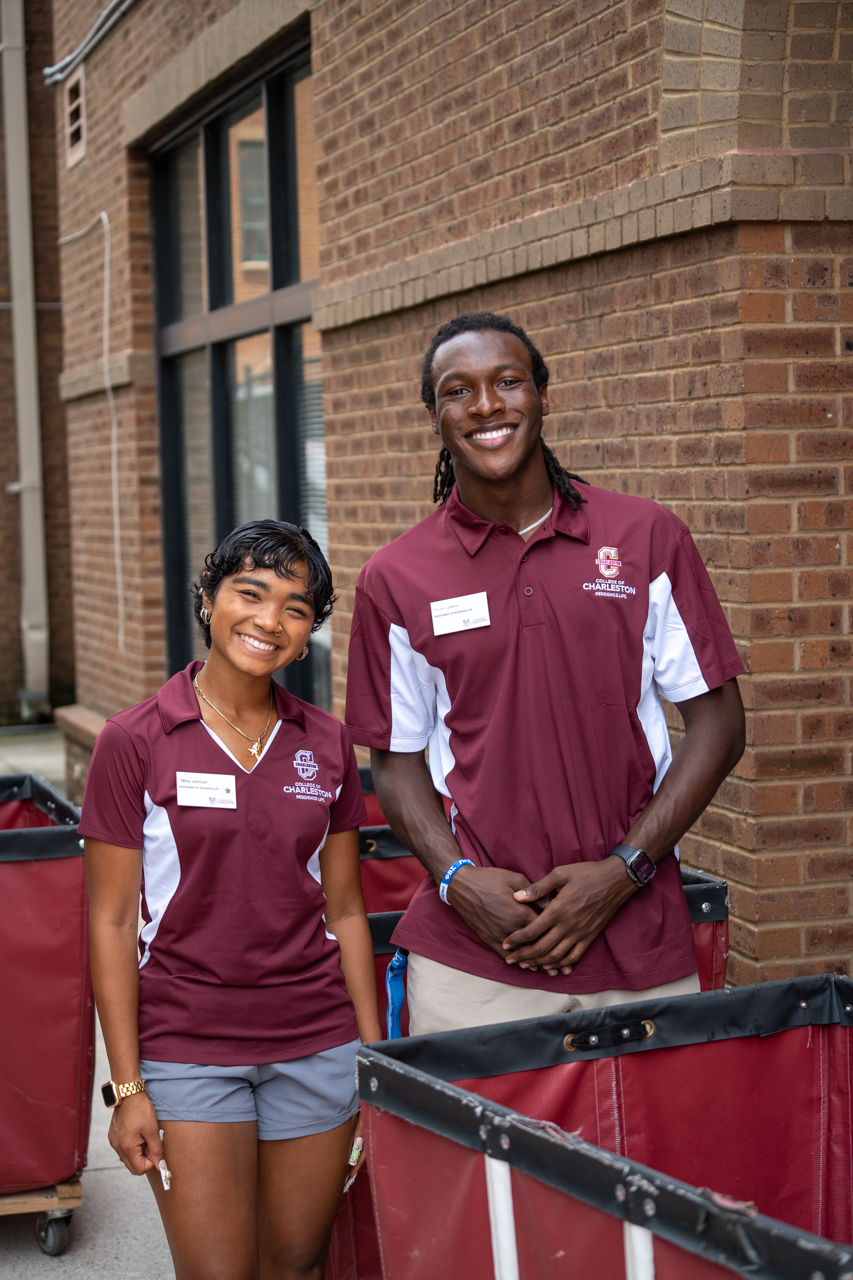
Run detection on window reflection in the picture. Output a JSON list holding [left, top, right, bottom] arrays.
[[295, 321, 330, 708], [227, 98, 269, 303], [228, 332, 276, 524], [160, 65, 327, 706], [177, 350, 213, 659], [175, 137, 206, 318], [294, 75, 319, 282]]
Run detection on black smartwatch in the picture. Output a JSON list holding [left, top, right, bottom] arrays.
[[609, 843, 656, 886]]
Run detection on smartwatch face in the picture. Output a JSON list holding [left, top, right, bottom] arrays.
[[101, 1081, 119, 1108], [629, 851, 656, 884]]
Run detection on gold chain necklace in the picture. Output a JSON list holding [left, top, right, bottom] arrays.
[[193, 677, 274, 761]]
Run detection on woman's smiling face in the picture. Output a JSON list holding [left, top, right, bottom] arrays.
[[202, 561, 316, 676]]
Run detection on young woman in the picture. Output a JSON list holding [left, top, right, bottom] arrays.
[[80, 520, 381, 1280]]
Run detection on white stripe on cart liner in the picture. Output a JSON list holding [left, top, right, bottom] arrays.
[[484, 1155, 520, 1280], [624, 1221, 656, 1280]]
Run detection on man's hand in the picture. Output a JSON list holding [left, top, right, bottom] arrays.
[[502, 858, 635, 976], [447, 865, 539, 958], [370, 749, 539, 956]]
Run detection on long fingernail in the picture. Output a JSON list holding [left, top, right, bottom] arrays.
[[344, 1173, 357, 1193], [348, 1136, 363, 1167], [159, 1160, 171, 1191]]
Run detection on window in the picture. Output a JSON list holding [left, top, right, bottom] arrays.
[[65, 67, 86, 167], [153, 43, 330, 708]]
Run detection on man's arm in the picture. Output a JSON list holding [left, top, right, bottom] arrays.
[[503, 677, 746, 976], [370, 748, 539, 956]]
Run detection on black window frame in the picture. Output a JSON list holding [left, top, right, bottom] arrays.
[[150, 33, 327, 706]]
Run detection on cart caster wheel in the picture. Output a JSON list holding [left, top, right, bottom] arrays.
[[35, 1213, 70, 1256]]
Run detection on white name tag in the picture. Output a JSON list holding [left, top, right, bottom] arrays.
[[176, 771, 237, 809], [430, 591, 490, 636]]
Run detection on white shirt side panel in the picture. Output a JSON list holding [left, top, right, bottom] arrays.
[[388, 623, 456, 798], [636, 669, 672, 795], [138, 790, 181, 969], [300, 778, 338, 942], [647, 571, 710, 703]]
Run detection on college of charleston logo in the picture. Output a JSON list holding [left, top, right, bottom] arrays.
[[595, 546, 621, 578], [583, 545, 635, 600], [284, 748, 331, 802], [293, 749, 319, 780]]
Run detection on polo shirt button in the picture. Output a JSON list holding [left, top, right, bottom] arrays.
[[524, 586, 534, 596], [498, 526, 508, 535], [521, 555, 528, 563]]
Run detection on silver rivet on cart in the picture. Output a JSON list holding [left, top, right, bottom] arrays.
[[621, 1028, 631, 1039], [369, 1077, 378, 1092], [615, 1184, 627, 1202], [846, 1006, 853, 1015], [589, 1035, 599, 1046], [701, 901, 712, 913], [499, 1134, 510, 1150], [642, 1198, 656, 1217], [78, 839, 84, 848], [799, 1001, 808, 1010], [479, 1125, 488, 1141]]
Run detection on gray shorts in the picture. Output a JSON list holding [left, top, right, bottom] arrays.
[[140, 1038, 359, 1140]]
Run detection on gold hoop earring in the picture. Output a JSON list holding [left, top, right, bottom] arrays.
[[297, 646, 309, 661], [200, 607, 212, 624]]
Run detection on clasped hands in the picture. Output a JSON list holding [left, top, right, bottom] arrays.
[[445, 859, 635, 978]]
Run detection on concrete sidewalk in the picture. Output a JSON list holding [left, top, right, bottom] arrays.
[[0, 1020, 173, 1276], [0, 725, 66, 795]]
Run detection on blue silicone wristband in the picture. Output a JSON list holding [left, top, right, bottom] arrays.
[[439, 858, 475, 904]]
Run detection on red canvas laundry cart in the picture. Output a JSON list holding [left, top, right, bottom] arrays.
[[324, 770, 732, 1279], [359, 973, 853, 1280], [0, 773, 94, 1256]]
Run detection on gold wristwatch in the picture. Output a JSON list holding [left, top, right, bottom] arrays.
[[101, 1079, 147, 1109]]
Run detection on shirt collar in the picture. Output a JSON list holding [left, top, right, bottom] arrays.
[[445, 482, 590, 555], [157, 661, 307, 734]]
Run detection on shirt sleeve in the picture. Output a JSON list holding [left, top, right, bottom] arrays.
[[648, 527, 744, 703], [77, 719, 147, 849], [327, 728, 368, 833], [345, 583, 436, 752]]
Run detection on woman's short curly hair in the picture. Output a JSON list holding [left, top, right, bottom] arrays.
[[191, 520, 336, 649]]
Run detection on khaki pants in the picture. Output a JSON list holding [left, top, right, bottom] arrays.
[[407, 952, 701, 1036]]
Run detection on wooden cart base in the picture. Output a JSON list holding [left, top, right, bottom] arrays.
[[0, 1178, 82, 1256]]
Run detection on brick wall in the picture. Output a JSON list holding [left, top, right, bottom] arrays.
[[322, 219, 852, 984], [49, 0, 852, 981], [661, 1, 853, 168], [313, 0, 665, 288], [313, 0, 852, 984], [53, 0, 290, 718]]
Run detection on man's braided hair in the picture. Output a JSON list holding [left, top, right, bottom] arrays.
[[422, 312, 588, 510]]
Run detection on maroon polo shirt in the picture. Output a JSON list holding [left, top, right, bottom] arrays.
[[79, 663, 366, 1064], [345, 484, 743, 993]]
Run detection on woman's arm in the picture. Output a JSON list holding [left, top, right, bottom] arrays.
[[320, 829, 382, 1044], [85, 838, 164, 1176]]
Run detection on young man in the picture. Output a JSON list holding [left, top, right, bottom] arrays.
[[345, 313, 745, 1034]]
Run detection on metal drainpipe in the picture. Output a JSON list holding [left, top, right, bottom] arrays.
[[1, 0, 50, 719]]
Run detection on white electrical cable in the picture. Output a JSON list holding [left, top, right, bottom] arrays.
[[58, 211, 126, 653], [42, 0, 139, 85]]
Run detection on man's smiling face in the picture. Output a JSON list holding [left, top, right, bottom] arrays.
[[428, 330, 550, 487]]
